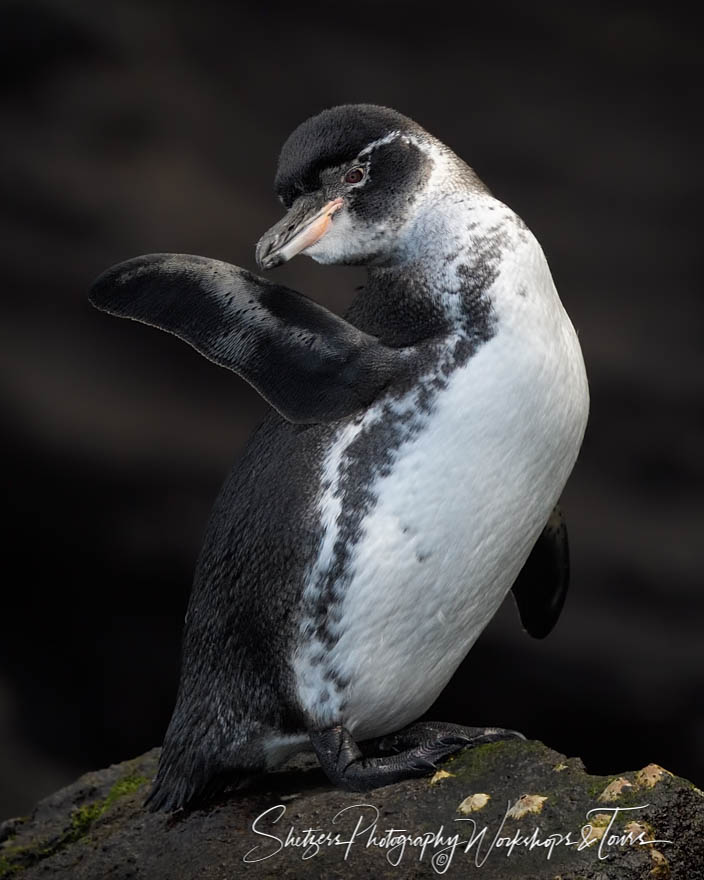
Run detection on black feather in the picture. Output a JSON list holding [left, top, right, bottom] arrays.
[[274, 104, 419, 206]]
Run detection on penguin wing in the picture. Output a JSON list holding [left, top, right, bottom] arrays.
[[511, 504, 569, 639], [89, 253, 404, 424]]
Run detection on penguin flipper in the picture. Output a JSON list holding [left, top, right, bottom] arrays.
[[89, 253, 403, 424], [511, 504, 569, 639]]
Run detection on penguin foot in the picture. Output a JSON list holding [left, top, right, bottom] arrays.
[[309, 722, 523, 792], [375, 720, 525, 755]]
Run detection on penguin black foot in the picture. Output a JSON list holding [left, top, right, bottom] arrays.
[[309, 722, 524, 792], [375, 720, 525, 755]]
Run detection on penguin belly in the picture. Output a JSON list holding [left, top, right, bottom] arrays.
[[292, 321, 588, 742]]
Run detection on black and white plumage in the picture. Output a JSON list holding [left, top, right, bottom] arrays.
[[90, 104, 589, 811]]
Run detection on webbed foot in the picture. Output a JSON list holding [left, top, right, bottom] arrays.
[[309, 721, 524, 791]]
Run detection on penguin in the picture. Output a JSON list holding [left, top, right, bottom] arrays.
[[89, 104, 589, 811]]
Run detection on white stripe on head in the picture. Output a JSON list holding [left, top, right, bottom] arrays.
[[356, 130, 404, 159]]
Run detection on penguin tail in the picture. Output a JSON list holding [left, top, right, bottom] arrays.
[[144, 716, 259, 812], [144, 746, 254, 813]]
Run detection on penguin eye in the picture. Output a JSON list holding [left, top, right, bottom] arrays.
[[343, 166, 365, 185]]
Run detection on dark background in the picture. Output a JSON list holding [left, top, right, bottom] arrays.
[[1, 0, 702, 821]]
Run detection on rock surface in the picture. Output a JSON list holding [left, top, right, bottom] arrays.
[[1, 740, 702, 879]]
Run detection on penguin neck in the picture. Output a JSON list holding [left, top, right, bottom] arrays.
[[347, 191, 526, 348]]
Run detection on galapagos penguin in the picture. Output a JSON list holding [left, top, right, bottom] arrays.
[[89, 104, 589, 811]]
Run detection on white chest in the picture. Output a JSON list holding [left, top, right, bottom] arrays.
[[293, 216, 589, 741]]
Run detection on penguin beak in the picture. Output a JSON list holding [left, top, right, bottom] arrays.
[[256, 196, 343, 270]]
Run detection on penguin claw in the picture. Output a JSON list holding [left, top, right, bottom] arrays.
[[438, 734, 473, 748]]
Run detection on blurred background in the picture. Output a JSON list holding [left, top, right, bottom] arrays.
[[1, 0, 702, 821]]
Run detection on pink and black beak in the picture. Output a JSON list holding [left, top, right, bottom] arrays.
[[256, 195, 343, 270]]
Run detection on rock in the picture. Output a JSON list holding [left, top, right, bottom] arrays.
[[1, 740, 702, 879]]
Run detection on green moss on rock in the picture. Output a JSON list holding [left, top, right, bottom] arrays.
[[3, 743, 702, 879], [0, 774, 149, 879]]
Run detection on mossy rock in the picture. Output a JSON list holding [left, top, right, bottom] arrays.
[[1, 741, 702, 879]]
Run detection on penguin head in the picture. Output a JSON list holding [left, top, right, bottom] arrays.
[[256, 104, 445, 270]]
